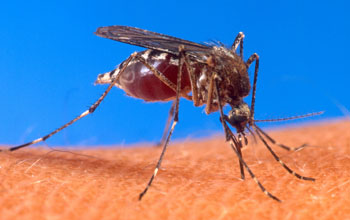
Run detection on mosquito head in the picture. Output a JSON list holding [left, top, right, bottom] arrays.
[[225, 102, 250, 133]]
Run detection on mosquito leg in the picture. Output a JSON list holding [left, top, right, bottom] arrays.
[[227, 129, 245, 180], [254, 125, 307, 151], [136, 52, 192, 147], [253, 126, 315, 181], [221, 123, 245, 180], [214, 76, 281, 202], [204, 74, 217, 114], [183, 55, 200, 106], [246, 53, 259, 126], [231, 32, 245, 59], [222, 119, 247, 180], [2, 53, 137, 152], [156, 101, 175, 147], [227, 126, 280, 201], [139, 46, 185, 200]]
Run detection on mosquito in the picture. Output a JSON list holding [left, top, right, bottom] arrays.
[[3, 26, 322, 202]]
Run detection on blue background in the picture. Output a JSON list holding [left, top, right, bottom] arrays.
[[1, 0, 348, 147]]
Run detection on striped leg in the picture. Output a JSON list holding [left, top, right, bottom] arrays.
[[254, 125, 306, 151], [246, 53, 259, 125], [2, 53, 137, 152], [231, 32, 245, 59], [223, 127, 245, 180], [214, 76, 281, 202], [156, 101, 175, 147], [253, 125, 315, 181], [139, 45, 185, 200]]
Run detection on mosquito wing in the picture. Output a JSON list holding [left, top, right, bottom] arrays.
[[95, 26, 212, 61]]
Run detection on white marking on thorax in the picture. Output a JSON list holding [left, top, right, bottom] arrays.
[[213, 46, 236, 59], [196, 68, 208, 90], [199, 72, 207, 86], [141, 50, 151, 60], [152, 52, 167, 61], [169, 57, 179, 65]]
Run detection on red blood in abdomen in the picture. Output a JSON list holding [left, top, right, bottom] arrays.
[[117, 53, 191, 101]]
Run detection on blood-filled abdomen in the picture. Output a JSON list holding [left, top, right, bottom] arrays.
[[96, 50, 192, 102]]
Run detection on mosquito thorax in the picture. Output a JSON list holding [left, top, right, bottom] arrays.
[[210, 47, 251, 107], [225, 103, 250, 133]]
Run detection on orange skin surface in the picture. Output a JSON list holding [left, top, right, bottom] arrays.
[[0, 120, 349, 220]]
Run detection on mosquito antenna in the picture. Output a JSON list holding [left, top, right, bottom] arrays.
[[254, 111, 324, 123]]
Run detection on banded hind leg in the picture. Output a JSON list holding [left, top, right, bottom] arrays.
[[136, 51, 199, 148], [139, 45, 187, 200], [2, 53, 137, 152], [156, 101, 175, 147]]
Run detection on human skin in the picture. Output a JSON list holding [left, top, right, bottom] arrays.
[[0, 120, 349, 220]]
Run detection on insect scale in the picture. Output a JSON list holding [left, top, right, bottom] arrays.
[[3, 26, 321, 202]]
